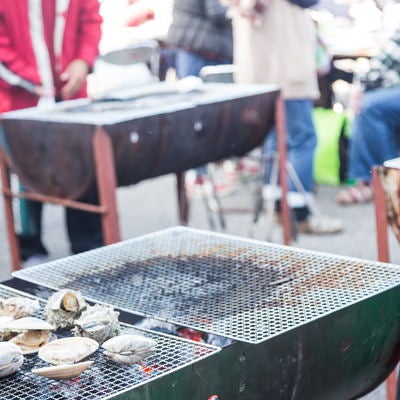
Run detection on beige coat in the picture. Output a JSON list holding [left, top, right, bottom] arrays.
[[229, 0, 319, 99]]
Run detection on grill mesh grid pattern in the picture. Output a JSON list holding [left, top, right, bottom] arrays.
[[0, 284, 218, 400], [14, 227, 400, 344]]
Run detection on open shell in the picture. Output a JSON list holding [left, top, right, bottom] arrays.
[[102, 334, 157, 365], [0, 317, 15, 341], [31, 360, 93, 380], [45, 289, 87, 329], [10, 331, 57, 355], [73, 304, 120, 344], [2, 317, 55, 332], [38, 337, 98, 365], [0, 342, 24, 377], [0, 297, 40, 319]]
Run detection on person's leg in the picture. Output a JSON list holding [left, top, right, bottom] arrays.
[[18, 197, 48, 261], [264, 99, 342, 233], [66, 190, 103, 254], [175, 50, 208, 78], [350, 87, 400, 183], [264, 99, 316, 212]]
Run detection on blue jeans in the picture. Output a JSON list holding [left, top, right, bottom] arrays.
[[349, 87, 400, 183], [265, 99, 317, 194], [175, 49, 231, 177], [175, 49, 231, 79]]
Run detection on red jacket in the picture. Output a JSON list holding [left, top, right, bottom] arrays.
[[0, 0, 102, 112]]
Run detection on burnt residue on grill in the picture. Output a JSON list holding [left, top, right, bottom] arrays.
[[64, 254, 290, 323]]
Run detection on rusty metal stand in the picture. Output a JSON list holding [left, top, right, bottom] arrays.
[[0, 126, 121, 271], [372, 166, 397, 400], [275, 96, 291, 245]]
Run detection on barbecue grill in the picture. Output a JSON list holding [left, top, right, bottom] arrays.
[[0, 284, 220, 400], [1, 83, 277, 200], [8, 226, 400, 399], [1, 82, 293, 271]]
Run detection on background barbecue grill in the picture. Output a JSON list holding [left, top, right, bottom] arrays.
[[0, 82, 293, 271], [5, 226, 400, 399]]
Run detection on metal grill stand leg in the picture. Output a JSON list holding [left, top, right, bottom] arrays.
[[0, 148, 21, 271]]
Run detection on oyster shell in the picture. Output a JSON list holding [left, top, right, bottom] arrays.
[[0, 342, 23, 377], [45, 289, 87, 329], [32, 360, 93, 380], [0, 297, 40, 319], [102, 334, 157, 365], [38, 337, 98, 365], [73, 304, 120, 344]]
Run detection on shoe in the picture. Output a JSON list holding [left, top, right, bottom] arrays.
[[22, 254, 49, 268], [297, 214, 344, 235], [336, 182, 373, 205]]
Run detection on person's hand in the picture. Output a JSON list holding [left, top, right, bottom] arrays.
[[60, 60, 89, 100]]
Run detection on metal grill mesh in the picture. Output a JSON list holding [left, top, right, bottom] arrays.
[[0, 284, 219, 400], [14, 227, 400, 344]]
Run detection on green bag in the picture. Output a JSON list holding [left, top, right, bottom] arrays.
[[313, 107, 351, 186]]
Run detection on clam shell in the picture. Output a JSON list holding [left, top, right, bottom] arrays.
[[2, 317, 55, 332], [0, 297, 40, 319], [102, 334, 157, 365], [0, 342, 24, 377], [31, 360, 93, 380], [10, 331, 57, 355], [38, 337, 99, 365]]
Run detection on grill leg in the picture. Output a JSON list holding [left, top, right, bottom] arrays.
[[176, 172, 189, 225], [93, 127, 121, 244], [275, 95, 291, 245], [372, 167, 398, 400], [0, 148, 21, 271]]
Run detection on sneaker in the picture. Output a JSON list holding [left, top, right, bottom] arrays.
[[297, 214, 344, 235], [22, 254, 49, 268]]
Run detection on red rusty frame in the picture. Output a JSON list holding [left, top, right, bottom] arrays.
[[372, 166, 397, 400], [0, 125, 121, 271]]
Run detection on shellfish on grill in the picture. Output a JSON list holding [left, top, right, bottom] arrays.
[[101, 334, 157, 365], [38, 337, 99, 365], [0, 342, 23, 377], [31, 360, 94, 380], [0, 317, 15, 341], [72, 304, 120, 344], [0, 297, 40, 319], [6, 317, 56, 354], [45, 289, 87, 329]]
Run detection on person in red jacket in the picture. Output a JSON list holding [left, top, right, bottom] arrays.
[[0, 0, 103, 266]]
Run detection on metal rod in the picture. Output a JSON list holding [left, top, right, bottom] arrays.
[[275, 95, 291, 245], [2, 189, 106, 213], [372, 166, 398, 400], [176, 172, 189, 225], [373, 167, 390, 263], [0, 147, 21, 271]]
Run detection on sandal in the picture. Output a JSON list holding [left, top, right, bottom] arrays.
[[336, 183, 373, 205]]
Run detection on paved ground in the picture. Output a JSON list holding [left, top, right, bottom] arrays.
[[1, 173, 398, 399]]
